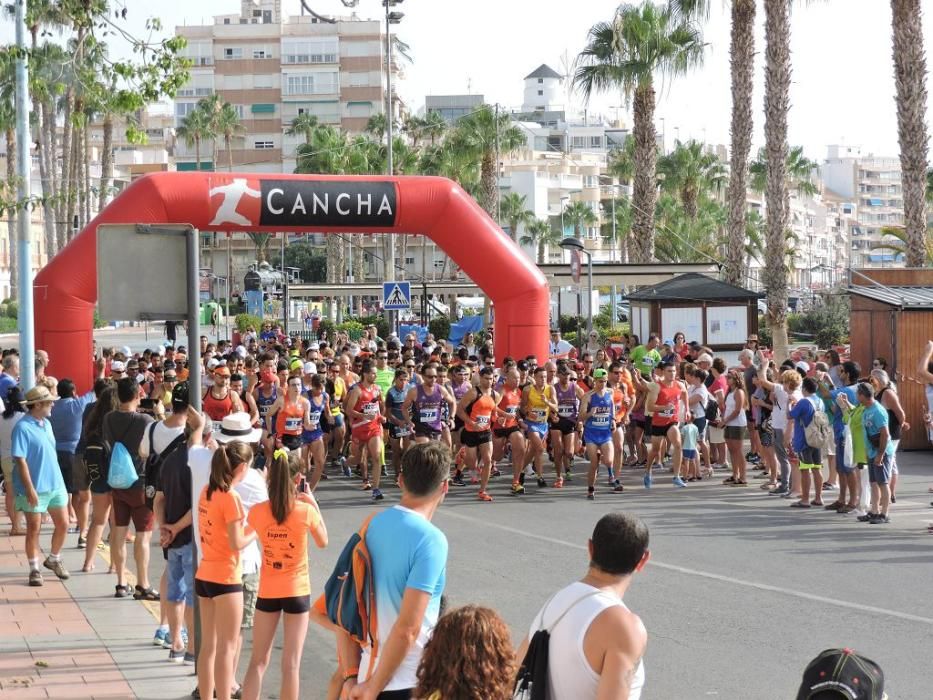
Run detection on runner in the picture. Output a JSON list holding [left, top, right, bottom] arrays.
[[203, 366, 244, 423], [492, 367, 526, 495], [241, 449, 327, 700], [323, 362, 347, 474], [402, 363, 455, 446], [385, 369, 413, 484], [578, 369, 619, 500], [456, 367, 501, 502], [644, 362, 689, 489], [521, 366, 557, 489], [608, 362, 632, 488], [550, 363, 584, 486], [266, 377, 314, 452], [345, 360, 386, 500], [252, 370, 278, 468], [301, 375, 332, 491], [230, 373, 259, 427], [449, 365, 474, 468]]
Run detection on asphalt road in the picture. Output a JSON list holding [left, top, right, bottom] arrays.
[[125, 451, 933, 700]]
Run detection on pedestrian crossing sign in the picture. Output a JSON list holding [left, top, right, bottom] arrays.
[[383, 281, 411, 310]]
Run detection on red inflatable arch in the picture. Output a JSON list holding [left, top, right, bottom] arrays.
[[34, 172, 549, 390]]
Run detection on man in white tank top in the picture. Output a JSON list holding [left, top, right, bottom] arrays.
[[517, 512, 650, 699]]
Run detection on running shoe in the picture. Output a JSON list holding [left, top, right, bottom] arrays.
[[153, 627, 169, 647], [869, 514, 890, 524], [563, 468, 572, 481], [643, 473, 652, 489], [612, 482, 625, 493], [537, 477, 548, 488], [168, 649, 186, 663], [672, 476, 687, 488], [510, 482, 525, 496], [769, 485, 789, 495], [183, 652, 195, 666], [42, 556, 70, 580], [451, 472, 466, 486], [477, 491, 493, 502], [857, 512, 876, 522], [587, 487, 596, 501], [491, 467, 501, 478], [77, 535, 86, 549], [342, 464, 352, 478], [552, 478, 564, 489], [361, 480, 373, 491], [372, 488, 384, 501], [28, 569, 43, 587]]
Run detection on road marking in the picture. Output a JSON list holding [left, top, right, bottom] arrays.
[[440, 509, 933, 627]]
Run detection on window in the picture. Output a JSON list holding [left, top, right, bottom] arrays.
[[347, 102, 372, 117], [282, 38, 338, 64], [283, 72, 338, 96], [233, 104, 245, 119], [254, 74, 274, 89], [344, 41, 378, 58], [537, 90, 543, 96], [183, 40, 213, 66], [223, 17, 230, 24], [590, 136, 603, 148], [251, 103, 275, 114], [571, 135, 587, 148], [223, 47, 243, 59], [537, 78, 543, 84], [253, 49, 270, 59], [349, 72, 369, 87], [175, 101, 197, 125], [405, 256, 415, 265], [254, 140, 274, 150]]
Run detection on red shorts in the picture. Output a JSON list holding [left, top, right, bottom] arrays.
[[352, 421, 383, 444], [111, 487, 155, 532]]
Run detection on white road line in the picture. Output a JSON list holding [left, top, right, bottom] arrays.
[[440, 509, 933, 627]]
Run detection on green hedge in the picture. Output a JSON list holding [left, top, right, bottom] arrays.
[[428, 316, 451, 341], [235, 313, 263, 332], [0, 317, 16, 332]]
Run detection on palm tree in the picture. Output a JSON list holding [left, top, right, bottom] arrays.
[[658, 139, 725, 220], [655, 193, 724, 263], [607, 134, 637, 187], [563, 200, 599, 240], [891, 0, 930, 267], [574, 2, 705, 263], [448, 104, 525, 216], [286, 112, 319, 146], [750, 146, 818, 196], [401, 113, 426, 147], [520, 218, 560, 264], [601, 195, 633, 262], [872, 224, 933, 266], [422, 110, 447, 146], [248, 233, 271, 263], [214, 102, 246, 171], [365, 113, 388, 140], [0, 55, 16, 297], [176, 108, 212, 171], [499, 192, 534, 242], [762, 0, 792, 359]]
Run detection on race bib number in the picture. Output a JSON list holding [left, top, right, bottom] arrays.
[[396, 426, 411, 437], [558, 405, 575, 418], [659, 405, 675, 419], [285, 416, 302, 432], [591, 408, 611, 428], [419, 407, 439, 423], [474, 415, 491, 429], [308, 411, 322, 430], [505, 405, 518, 416], [531, 408, 548, 423], [363, 402, 379, 417]]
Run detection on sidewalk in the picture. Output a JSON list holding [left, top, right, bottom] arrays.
[[0, 504, 195, 699]]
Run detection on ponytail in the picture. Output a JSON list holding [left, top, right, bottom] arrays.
[[207, 441, 253, 500], [268, 447, 302, 524]]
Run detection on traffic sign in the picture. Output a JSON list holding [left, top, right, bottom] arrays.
[[570, 249, 581, 285], [383, 281, 411, 310]]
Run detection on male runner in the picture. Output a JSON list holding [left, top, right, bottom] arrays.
[[550, 363, 584, 486], [345, 361, 387, 501], [521, 366, 558, 489], [492, 368, 526, 495], [645, 362, 689, 488], [456, 368, 502, 502], [578, 369, 621, 500]]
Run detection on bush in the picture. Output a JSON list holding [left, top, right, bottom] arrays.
[[786, 294, 849, 347], [358, 314, 391, 341], [317, 319, 335, 339], [2, 300, 17, 319], [756, 319, 772, 349], [93, 308, 105, 329], [428, 315, 451, 341], [0, 317, 16, 332], [564, 331, 578, 346], [235, 313, 263, 333], [558, 314, 580, 335], [337, 320, 364, 337]]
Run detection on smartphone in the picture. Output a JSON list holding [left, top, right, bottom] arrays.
[[298, 476, 308, 493]]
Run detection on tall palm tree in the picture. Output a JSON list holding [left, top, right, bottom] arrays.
[[285, 112, 319, 146], [657, 139, 725, 220], [601, 195, 633, 262], [872, 224, 933, 265], [422, 110, 447, 146], [890, 0, 930, 267], [248, 233, 271, 263], [499, 192, 534, 242], [563, 200, 599, 240], [449, 104, 525, 216], [762, 0, 792, 359], [607, 134, 637, 187], [574, 2, 705, 262], [176, 108, 212, 171], [520, 218, 560, 264], [214, 102, 246, 171], [749, 146, 818, 196], [365, 113, 387, 140], [401, 113, 426, 148], [654, 193, 724, 263]]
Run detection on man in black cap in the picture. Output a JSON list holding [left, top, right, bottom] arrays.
[[796, 648, 886, 700]]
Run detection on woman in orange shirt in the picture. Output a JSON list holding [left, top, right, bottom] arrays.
[[196, 442, 257, 700], [241, 449, 328, 700]]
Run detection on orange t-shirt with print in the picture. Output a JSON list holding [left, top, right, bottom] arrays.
[[247, 500, 320, 599], [196, 486, 245, 585]]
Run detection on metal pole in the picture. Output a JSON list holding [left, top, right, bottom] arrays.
[[347, 237, 354, 318], [385, 5, 396, 335], [186, 229, 202, 411], [226, 234, 232, 341], [15, 0, 35, 391], [586, 252, 593, 338], [495, 103, 501, 225], [611, 192, 617, 263]]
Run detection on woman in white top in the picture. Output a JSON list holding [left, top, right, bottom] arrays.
[[722, 371, 748, 486], [0, 386, 26, 535]]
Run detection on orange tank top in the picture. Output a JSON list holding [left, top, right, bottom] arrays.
[[497, 387, 521, 428], [351, 384, 382, 429], [466, 392, 497, 432], [652, 382, 681, 426], [203, 388, 235, 422], [275, 397, 306, 436]]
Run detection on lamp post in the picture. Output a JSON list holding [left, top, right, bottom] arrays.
[[560, 236, 593, 341], [383, 0, 403, 335]]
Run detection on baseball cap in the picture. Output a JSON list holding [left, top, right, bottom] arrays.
[[593, 368, 608, 379], [235, 345, 247, 358], [303, 362, 317, 375], [207, 358, 220, 370], [697, 354, 714, 364], [795, 361, 811, 373], [310, 342, 320, 351], [110, 360, 126, 373], [289, 358, 303, 371], [796, 648, 886, 700]]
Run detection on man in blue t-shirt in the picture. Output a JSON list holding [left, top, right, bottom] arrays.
[[787, 377, 825, 508], [341, 442, 449, 700], [820, 360, 860, 511], [0, 352, 20, 405], [12, 385, 70, 587], [856, 382, 894, 524]]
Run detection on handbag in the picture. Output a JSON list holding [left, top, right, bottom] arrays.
[[842, 424, 854, 467]]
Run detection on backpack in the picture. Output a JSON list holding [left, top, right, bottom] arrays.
[[704, 396, 720, 424], [513, 590, 604, 700], [107, 441, 138, 489], [143, 423, 187, 501], [323, 512, 379, 677], [83, 436, 110, 487], [804, 398, 832, 450]]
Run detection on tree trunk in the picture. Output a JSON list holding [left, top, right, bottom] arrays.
[[537, 239, 545, 265], [64, 122, 79, 249], [37, 101, 56, 257], [763, 0, 791, 361], [5, 128, 16, 299], [226, 134, 234, 171], [99, 114, 113, 212], [479, 151, 497, 217], [58, 90, 74, 247], [891, 0, 930, 268], [353, 234, 366, 282], [82, 122, 91, 227], [682, 186, 699, 221], [631, 83, 657, 263], [725, 0, 756, 286], [195, 137, 201, 172]]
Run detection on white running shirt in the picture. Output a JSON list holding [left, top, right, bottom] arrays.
[[528, 581, 645, 700]]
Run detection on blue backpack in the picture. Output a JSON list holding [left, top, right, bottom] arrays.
[[107, 441, 139, 489], [323, 512, 378, 675]]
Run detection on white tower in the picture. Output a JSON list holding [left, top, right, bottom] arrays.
[[522, 64, 563, 112]]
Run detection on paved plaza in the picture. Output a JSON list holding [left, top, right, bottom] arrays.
[[1, 451, 931, 699]]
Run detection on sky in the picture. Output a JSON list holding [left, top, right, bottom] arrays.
[[5, 0, 933, 162]]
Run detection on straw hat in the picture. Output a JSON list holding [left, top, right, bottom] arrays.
[[213, 412, 262, 444], [22, 386, 59, 405]]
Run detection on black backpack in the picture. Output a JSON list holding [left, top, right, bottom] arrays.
[[514, 590, 603, 700], [143, 424, 187, 502], [704, 396, 720, 424], [83, 435, 111, 487]]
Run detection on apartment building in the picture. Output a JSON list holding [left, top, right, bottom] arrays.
[[822, 144, 905, 268], [174, 0, 399, 173]]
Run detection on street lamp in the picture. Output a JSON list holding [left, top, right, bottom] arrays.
[[559, 236, 593, 341], [383, 0, 403, 335]]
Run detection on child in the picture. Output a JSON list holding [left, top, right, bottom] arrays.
[[681, 421, 700, 481]]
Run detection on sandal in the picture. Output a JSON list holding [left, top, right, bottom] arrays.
[[114, 584, 131, 598], [722, 476, 736, 484], [790, 501, 811, 508], [133, 585, 160, 601], [810, 500, 824, 506]]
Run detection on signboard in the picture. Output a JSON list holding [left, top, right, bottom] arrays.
[[199, 268, 212, 302], [97, 224, 189, 321], [383, 281, 411, 310], [570, 249, 581, 285]]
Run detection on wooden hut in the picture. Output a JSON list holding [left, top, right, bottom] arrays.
[[849, 268, 933, 450], [626, 273, 764, 352]]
